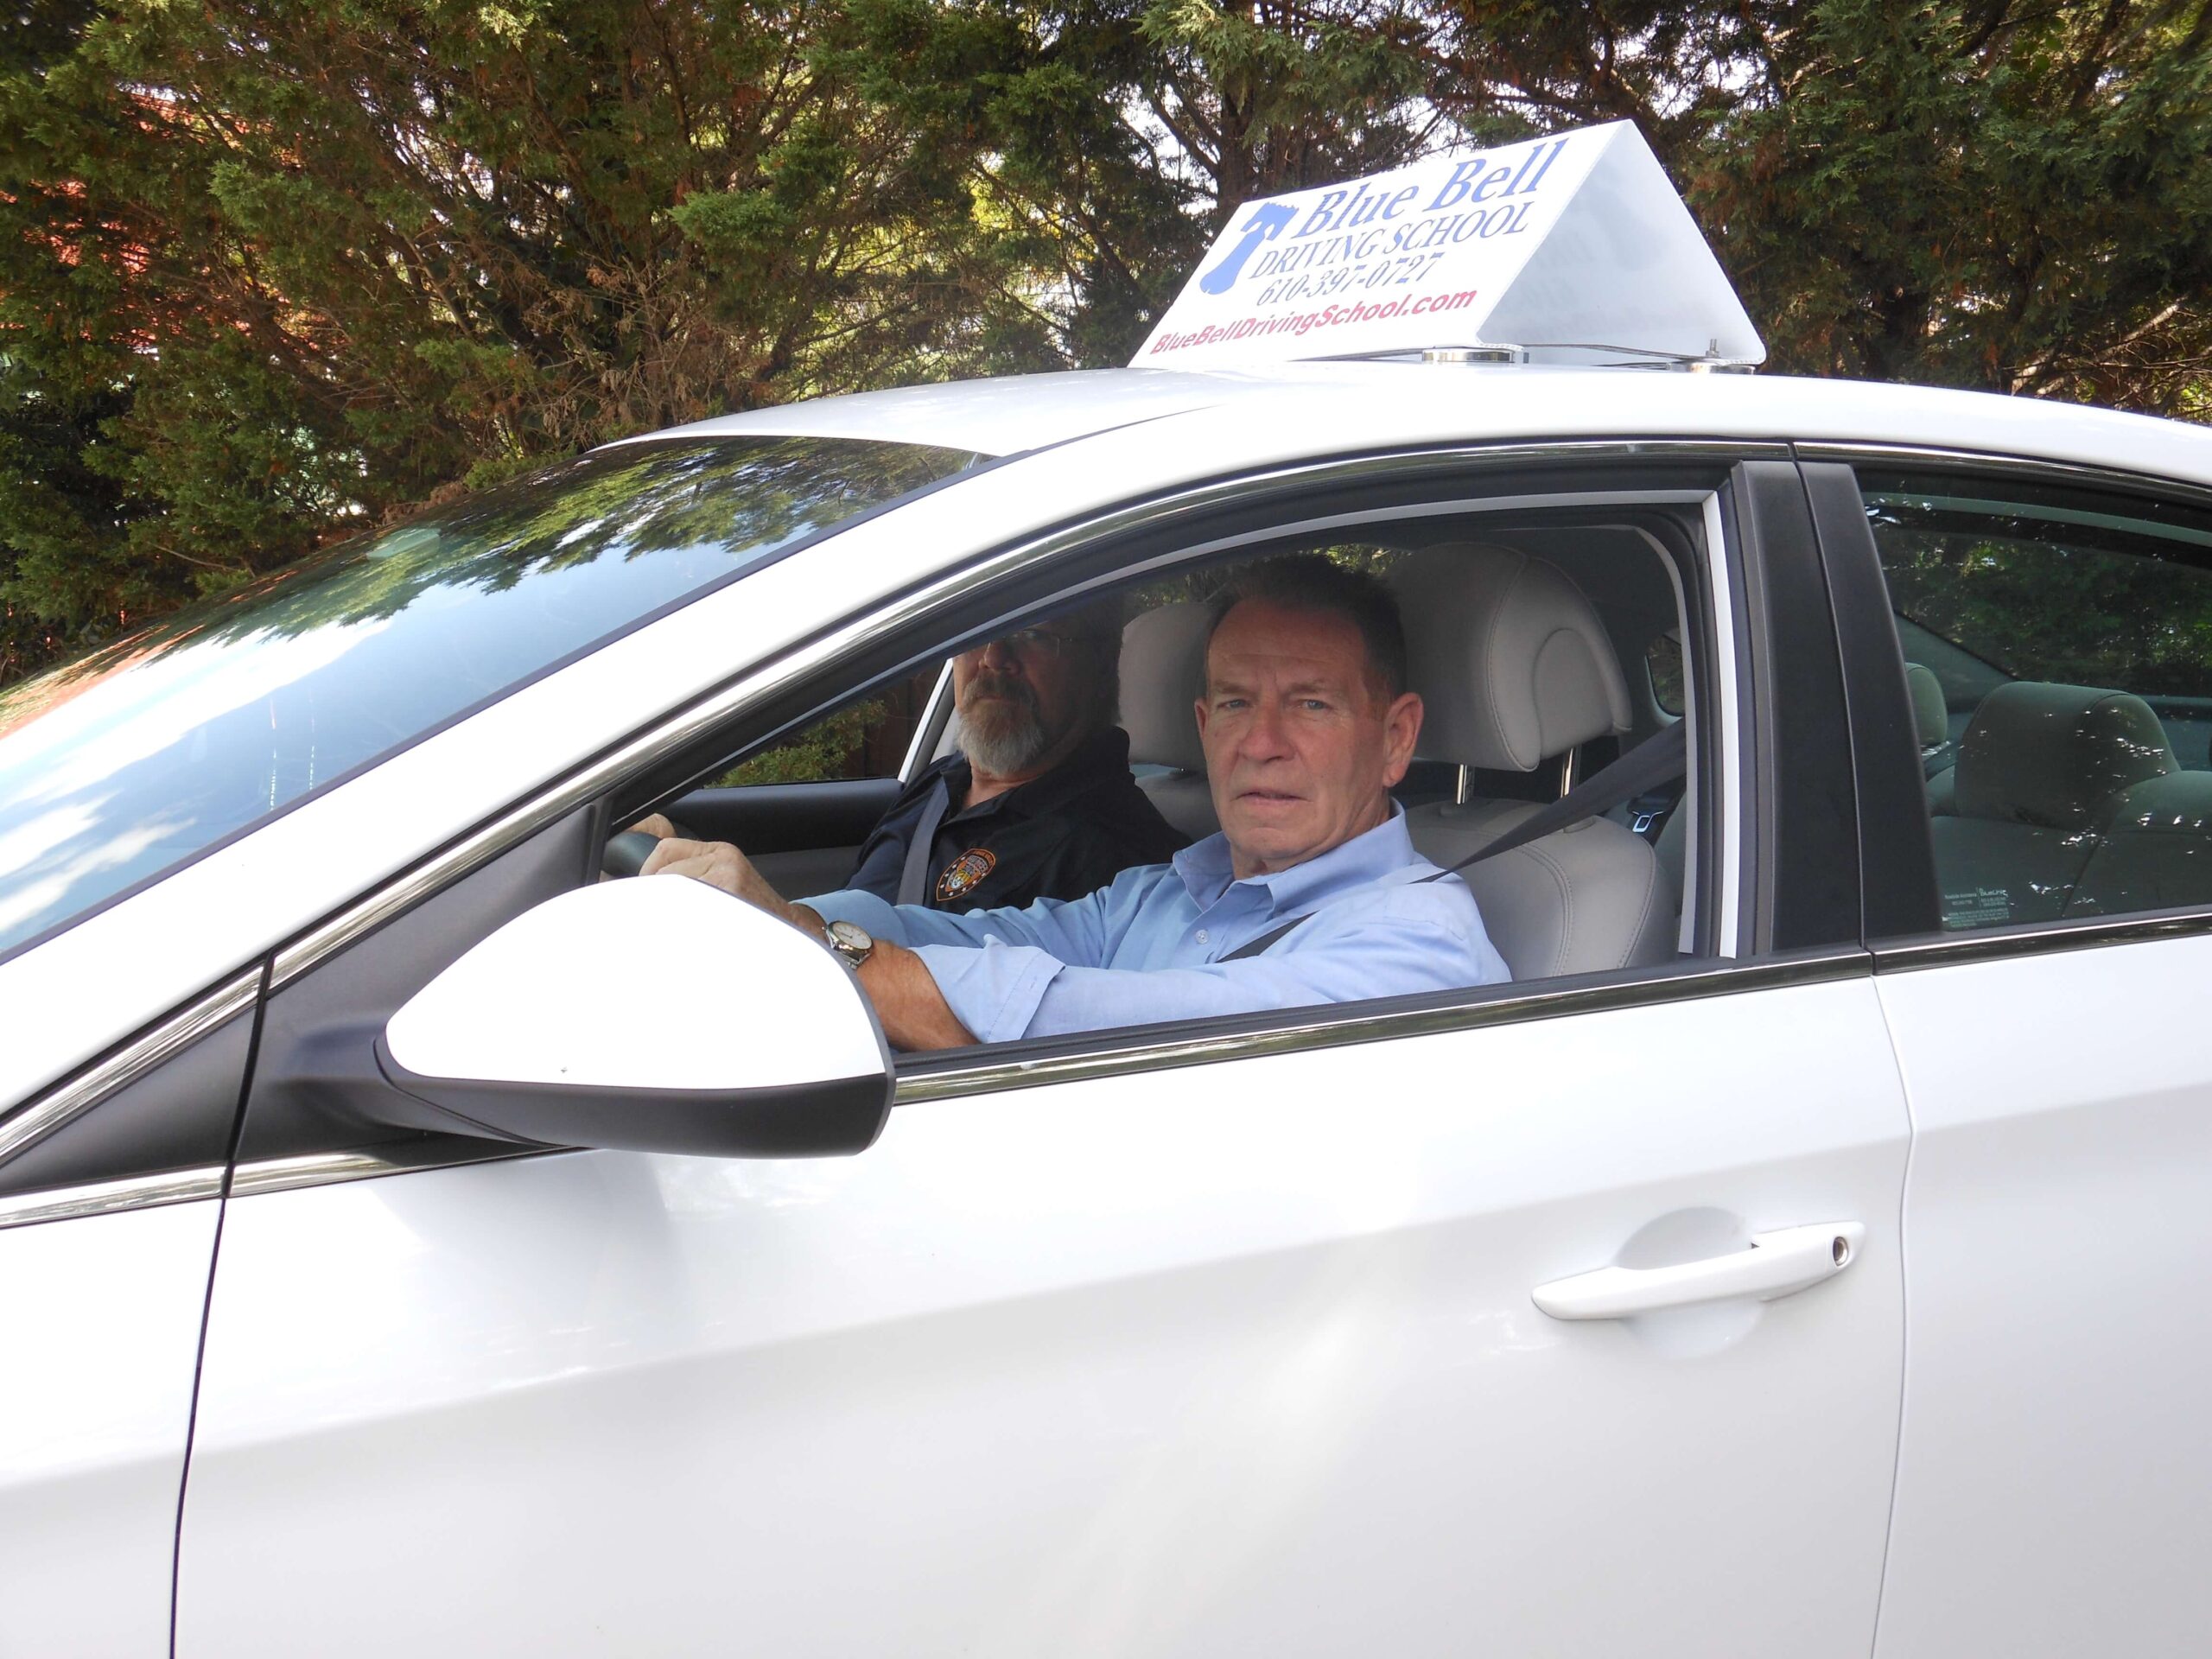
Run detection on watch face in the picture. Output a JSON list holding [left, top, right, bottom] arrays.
[[828, 920, 872, 951]]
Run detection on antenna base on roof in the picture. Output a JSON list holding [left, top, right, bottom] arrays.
[[1422, 345, 1525, 365]]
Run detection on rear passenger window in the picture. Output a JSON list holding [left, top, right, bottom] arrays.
[[1861, 469, 2212, 931]]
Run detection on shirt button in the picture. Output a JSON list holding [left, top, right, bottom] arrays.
[[1195, 929, 1210, 944]]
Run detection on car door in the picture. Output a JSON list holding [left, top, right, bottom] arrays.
[[0, 974, 256, 1657], [1802, 454, 2212, 1657], [175, 448, 1910, 1657]]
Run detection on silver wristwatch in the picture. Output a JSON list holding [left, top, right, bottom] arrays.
[[823, 918, 875, 969]]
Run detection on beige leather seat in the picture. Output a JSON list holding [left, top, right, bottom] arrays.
[[1930, 681, 2174, 927], [1389, 544, 1673, 979], [1117, 601, 1219, 840]]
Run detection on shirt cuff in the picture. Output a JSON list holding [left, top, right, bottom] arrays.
[[804, 888, 905, 943], [912, 940, 1065, 1046]]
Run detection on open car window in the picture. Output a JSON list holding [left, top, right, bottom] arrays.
[[632, 509, 1707, 1059]]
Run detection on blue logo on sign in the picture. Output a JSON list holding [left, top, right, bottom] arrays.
[[1199, 202, 1298, 294]]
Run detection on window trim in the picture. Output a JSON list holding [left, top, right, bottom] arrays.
[[896, 946, 1868, 1107], [1717, 460, 1866, 955], [899, 659, 957, 783], [1795, 442, 2212, 517], [1806, 443, 2212, 965], [0, 968, 259, 1173], [1871, 906, 2212, 974], [1799, 459, 1942, 941]]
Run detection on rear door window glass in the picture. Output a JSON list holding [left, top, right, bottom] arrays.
[[1861, 470, 2212, 930]]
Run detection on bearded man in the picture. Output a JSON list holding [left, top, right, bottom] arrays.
[[837, 596, 1186, 911]]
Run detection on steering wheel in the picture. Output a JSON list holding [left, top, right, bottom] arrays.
[[600, 817, 707, 879], [601, 830, 663, 879]]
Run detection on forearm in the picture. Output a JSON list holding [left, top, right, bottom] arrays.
[[772, 893, 971, 1049], [856, 940, 977, 1051], [912, 913, 1501, 1045]]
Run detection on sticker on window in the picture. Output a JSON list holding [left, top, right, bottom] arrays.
[[1942, 887, 2012, 930]]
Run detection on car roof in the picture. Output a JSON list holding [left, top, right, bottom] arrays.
[[608, 366, 1286, 456], [613, 363, 2212, 492]]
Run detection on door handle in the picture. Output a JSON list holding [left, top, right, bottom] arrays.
[[1532, 1222, 1864, 1321]]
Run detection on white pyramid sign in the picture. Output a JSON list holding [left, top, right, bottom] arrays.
[[1134, 121, 1764, 371]]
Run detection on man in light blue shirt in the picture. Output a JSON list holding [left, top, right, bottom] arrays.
[[640, 556, 1510, 1047]]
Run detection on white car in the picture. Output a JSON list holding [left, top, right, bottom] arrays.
[[4, 359, 2211, 1657]]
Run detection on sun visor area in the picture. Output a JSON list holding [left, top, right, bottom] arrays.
[[1133, 121, 1764, 372]]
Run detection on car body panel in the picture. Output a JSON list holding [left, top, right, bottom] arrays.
[[631, 364, 2212, 497], [0, 1199, 220, 1657], [1871, 932, 2212, 1656], [179, 980, 1906, 1658]]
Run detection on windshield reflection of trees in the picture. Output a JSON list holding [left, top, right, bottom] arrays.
[[0, 436, 976, 728]]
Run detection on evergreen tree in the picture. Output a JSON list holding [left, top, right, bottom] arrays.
[[0, 0, 1072, 677], [7, 0, 2212, 687], [1421, 0, 2212, 406]]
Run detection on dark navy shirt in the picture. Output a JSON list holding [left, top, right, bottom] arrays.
[[845, 727, 1187, 912]]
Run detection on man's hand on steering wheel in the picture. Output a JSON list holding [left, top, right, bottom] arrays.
[[616, 817, 972, 1052], [627, 815, 820, 936]]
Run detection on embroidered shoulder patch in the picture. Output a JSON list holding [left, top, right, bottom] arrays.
[[936, 848, 998, 902]]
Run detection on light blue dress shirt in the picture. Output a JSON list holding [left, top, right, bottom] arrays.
[[807, 807, 1510, 1045]]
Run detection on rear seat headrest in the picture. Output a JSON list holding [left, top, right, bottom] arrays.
[[1952, 681, 2174, 830], [1904, 663, 1948, 747], [1389, 543, 1631, 772], [1118, 601, 1211, 772]]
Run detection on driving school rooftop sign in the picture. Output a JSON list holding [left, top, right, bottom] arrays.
[[1134, 121, 1764, 372]]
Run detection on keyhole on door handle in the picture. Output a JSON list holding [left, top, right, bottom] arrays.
[[1832, 1234, 1851, 1268]]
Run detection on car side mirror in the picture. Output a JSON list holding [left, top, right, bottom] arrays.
[[378, 876, 892, 1158]]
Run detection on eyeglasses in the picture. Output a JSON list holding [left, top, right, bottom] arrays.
[[977, 626, 1117, 661]]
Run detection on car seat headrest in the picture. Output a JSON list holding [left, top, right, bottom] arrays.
[[1118, 601, 1211, 773], [1952, 681, 2174, 830], [1904, 663, 1948, 747], [1389, 542, 1632, 772]]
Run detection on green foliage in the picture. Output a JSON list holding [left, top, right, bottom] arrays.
[[0, 0, 1089, 677], [718, 698, 889, 785], [1417, 1, 2212, 407], [8, 0, 2212, 691]]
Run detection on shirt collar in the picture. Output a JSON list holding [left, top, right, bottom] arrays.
[[1172, 802, 1421, 912]]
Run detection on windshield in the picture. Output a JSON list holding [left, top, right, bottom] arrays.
[[0, 435, 979, 961]]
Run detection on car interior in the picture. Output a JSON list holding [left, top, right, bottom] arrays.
[[641, 514, 1705, 1022], [1877, 487, 2212, 931], [1904, 649, 2212, 927]]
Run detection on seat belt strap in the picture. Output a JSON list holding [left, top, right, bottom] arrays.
[[1221, 723, 1688, 955], [1422, 721, 1688, 882], [1222, 915, 1312, 961], [896, 774, 954, 906]]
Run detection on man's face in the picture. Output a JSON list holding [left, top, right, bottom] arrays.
[[953, 623, 1110, 778], [1196, 599, 1422, 880]]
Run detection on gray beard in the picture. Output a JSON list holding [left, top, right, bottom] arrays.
[[958, 701, 1053, 776]]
